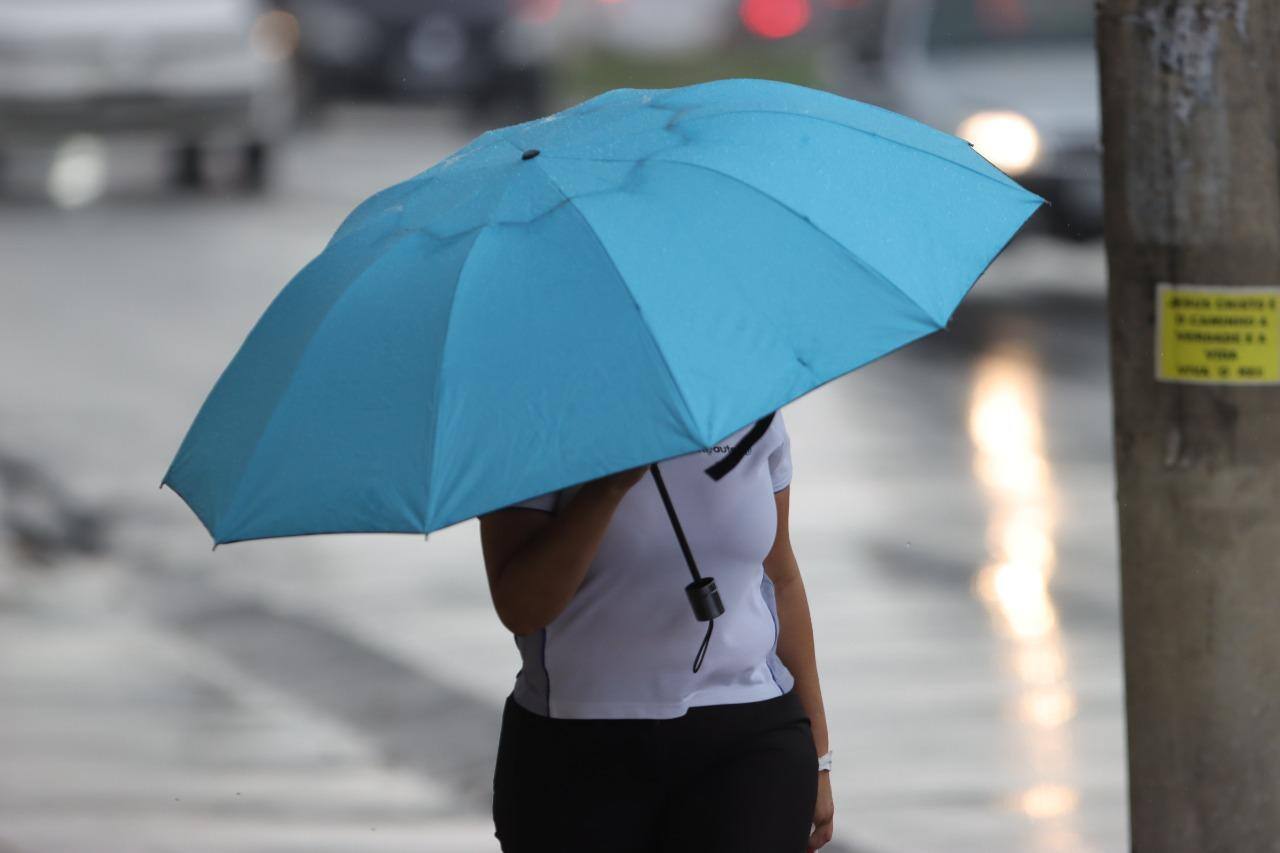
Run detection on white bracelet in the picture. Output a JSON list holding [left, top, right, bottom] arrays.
[[817, 750, 833, 772]]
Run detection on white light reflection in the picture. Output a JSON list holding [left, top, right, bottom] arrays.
[[47, 135, 108, 209], [967, 346, 1082, 846], [1018, 783, 1080, 819]]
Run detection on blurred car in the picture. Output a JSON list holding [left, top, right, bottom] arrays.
[[820, 0, 1102, 238], [276, 0, 550, 119], [0, 0, 299, 191]]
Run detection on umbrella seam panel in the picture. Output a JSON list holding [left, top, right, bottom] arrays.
[[588, 155, 945, 329], [671, 106, 1029, 196], [511, 141, 707, 448]]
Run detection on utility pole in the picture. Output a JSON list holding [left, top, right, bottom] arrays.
[[1097, 2, 1280, 851]]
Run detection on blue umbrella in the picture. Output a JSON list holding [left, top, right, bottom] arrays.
[[163, 77, 1041, 548]]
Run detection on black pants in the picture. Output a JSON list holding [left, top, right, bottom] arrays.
[[492, 688, 818, 852]]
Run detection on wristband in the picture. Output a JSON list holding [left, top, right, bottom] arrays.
[[817, 750, 833, 772]]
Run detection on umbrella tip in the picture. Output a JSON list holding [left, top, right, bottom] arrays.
[[521, 149, 541, 161]]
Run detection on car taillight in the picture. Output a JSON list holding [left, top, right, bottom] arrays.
[[740, 0, 811, 40], [511, 0, 561, 23]]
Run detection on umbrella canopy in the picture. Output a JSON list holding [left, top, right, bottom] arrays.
[[162, 78, 1043, 545]]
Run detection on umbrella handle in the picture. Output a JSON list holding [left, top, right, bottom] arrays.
[[648, 462, 709, 589], [649, 462, 725, 673]]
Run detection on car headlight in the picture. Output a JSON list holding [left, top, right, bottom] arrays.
[[957, 111, 1040, 176]]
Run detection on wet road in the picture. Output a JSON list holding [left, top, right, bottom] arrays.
[[0, 106, 1124, 853]]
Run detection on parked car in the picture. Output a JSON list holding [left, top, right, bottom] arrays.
[[276, 0, 551, 120], [0, 0, 299, 191], [819, 0, 1101, 238]]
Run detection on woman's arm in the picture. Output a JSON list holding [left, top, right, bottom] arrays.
[[764, 485, 829, 753], [763, 484, 835, 850], [478, 466, 646, 636]]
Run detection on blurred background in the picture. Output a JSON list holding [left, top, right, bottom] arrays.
[[0, 1, 1122, 851]]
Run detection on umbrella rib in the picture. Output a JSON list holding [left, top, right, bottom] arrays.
[[423, 226, 504, 529], [423, 166, 535, 528], [667, 107, 1027, 195], [521, 154, 705, 446], [648, 157, 944, 328], [212, 231, 423, 543], [424, 146, 565, 525]]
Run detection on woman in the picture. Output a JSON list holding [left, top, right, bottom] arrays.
[[478, 409, 834, 852]]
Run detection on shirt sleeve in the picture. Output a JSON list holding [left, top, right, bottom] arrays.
[[768, 412, 793, 492], [507, 490, 558, 513]]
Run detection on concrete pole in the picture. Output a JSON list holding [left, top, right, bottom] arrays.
[[1096, 2, 1280, 850]]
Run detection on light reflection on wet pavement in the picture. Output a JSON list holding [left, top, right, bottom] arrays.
[[0, 106, 1124, 852], [970, 346, 1086, 845], [773, 298, 1123, 853]]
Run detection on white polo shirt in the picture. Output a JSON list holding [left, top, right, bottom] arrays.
[[502, 410, 795, 719]]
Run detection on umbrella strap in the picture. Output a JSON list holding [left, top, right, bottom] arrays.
[[703, 412, 776, 481], [649, 462, 721, 674], [693, 620, 713, 673], [648, 462, 701, 584]]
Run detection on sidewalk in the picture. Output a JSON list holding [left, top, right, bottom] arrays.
[[0, 557, 502, 853]]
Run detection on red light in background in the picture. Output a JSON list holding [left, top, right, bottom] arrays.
[[595, 0, 625, 4], [977, 0, 1029, 34], [514, 0, 561, 23], [740, 0, 811, 40]]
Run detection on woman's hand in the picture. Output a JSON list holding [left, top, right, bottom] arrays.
[[808, 772, 834, 851]]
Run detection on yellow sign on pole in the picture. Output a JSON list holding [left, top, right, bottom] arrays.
[[1156, 284, 1280, 385]]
